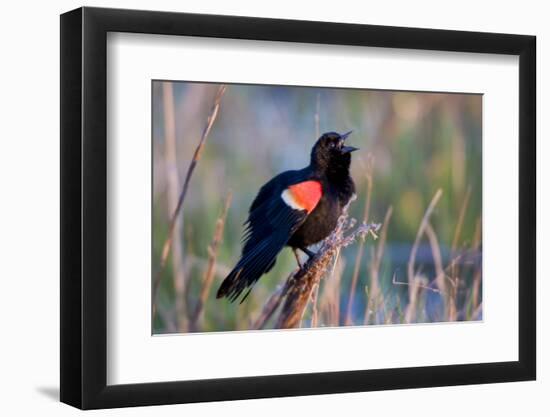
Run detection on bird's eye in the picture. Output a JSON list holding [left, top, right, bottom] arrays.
[[328, 142, 336, 149]]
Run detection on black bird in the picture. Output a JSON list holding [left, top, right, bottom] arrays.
[[216, 131, 358, 302]]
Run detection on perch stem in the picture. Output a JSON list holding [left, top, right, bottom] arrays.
[[274, 203, 381, 329]]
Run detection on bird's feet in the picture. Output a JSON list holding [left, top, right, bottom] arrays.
[[300, 247, 316, 259], [292, 248, 304, 270], [292, 247, 317, 270]]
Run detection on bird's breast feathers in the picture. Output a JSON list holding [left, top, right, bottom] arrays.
[[281, 180, 322, 213]]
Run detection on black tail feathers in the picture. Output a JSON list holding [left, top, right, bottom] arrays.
[[216, 247, 278, 303], [216, 267, 244, 302]]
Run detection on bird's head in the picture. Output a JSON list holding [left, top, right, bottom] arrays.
[[310, 131, 358, 176]]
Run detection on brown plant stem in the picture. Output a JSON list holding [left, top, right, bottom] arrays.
[[188, 192, 232, 332], [152, 84, 227, 318], [425, 221, 446, 320], [310, 282, 321, 327], [162, 82, 188, 331], [252, 281, 287, 330], [470, 216, 483, 317], [345, 154, 374, 325], [364, 205, 392, 325], [405, 188, 443, 323], [451, 186, 472, 253], [274, 206, 381, 329]]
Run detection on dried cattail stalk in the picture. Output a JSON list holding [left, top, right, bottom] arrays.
[[274, 205, 381, 329]]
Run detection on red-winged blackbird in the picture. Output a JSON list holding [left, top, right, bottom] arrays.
[[217, 131, 358, 302]]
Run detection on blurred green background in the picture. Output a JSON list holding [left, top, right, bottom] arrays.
[[152, 81, 482, 334]]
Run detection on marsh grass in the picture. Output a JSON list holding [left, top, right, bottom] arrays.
[[152, 82, 483, 333]]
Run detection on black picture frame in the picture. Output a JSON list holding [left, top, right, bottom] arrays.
[[60, 6, 536, 410]]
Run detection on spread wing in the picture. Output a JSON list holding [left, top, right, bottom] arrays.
[[217, 171, 322, 302]]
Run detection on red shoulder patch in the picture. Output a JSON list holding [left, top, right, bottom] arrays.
[[281, 181, 322, 213]]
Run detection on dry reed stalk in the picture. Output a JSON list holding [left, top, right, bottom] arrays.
[[471, 216, 482, 251], [162, 82, 188, 331], [310, 283, 321, 327], [345, 154, 374, 325], [446, 262, 459, 321], [446, 186, 471, 320], [470, 268, 482, 319], [274, 206, 381, 329], [394, 295, 404, 324], [251, 281, 288, 330], [447, 271, 458, 319], [363, 247, 374, 324], [392, 272, 441, 294], [449, 213, 481, 321], [188, 192, 232, 332], [451, 186, 472, 253], [364, 205, 392, 325], [152, 85, 227, 317], [470, 216, 483, 317], [156, 304, 177, 333], [472, 302, 483, 321], [425, 221, 446, 305], [328, 256, 344, 327], [425, 221, 449, 321], [405, 189, 443, 323], [310, 255, 343, 328], [404, 277, 422, 324]]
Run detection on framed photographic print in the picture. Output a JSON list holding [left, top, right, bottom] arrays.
[[60, 6, 536, 409]]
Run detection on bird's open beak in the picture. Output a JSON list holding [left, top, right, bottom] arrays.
[[341, 145, 359, 154], [340, 130, 353, 141], [339, 131, 358, 153]]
